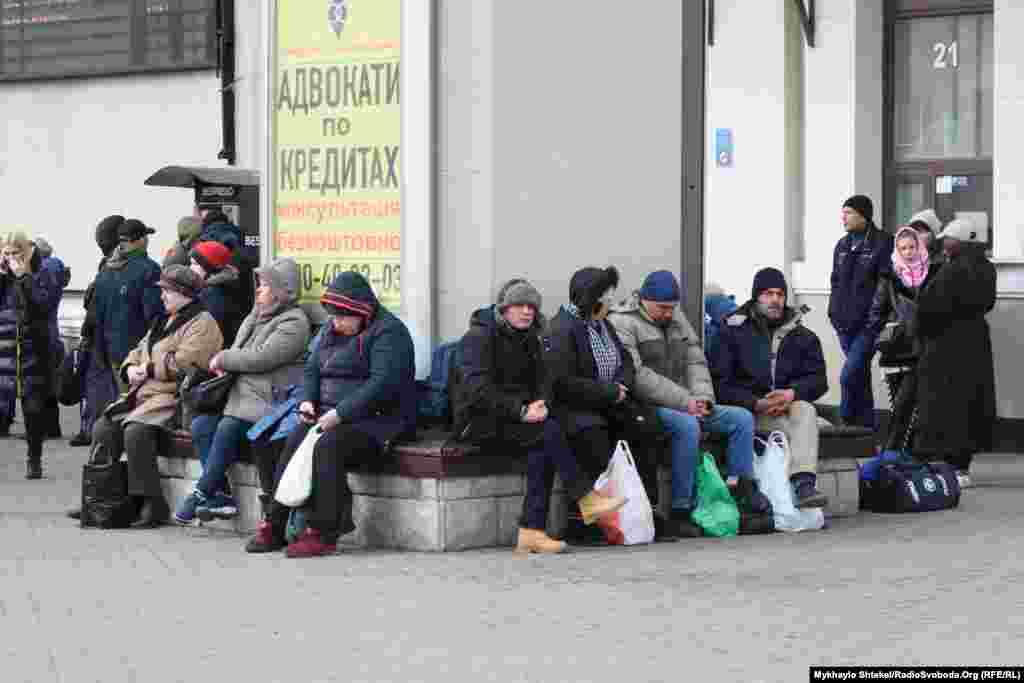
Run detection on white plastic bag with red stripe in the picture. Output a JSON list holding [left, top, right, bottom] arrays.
[[594, 440, 655, 545]]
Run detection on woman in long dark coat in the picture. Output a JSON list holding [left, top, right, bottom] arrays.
[[914, 219, 997, 484], [0, 231, 57, 479]]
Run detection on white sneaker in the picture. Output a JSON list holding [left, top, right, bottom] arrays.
[[956, 470, 972, 490]]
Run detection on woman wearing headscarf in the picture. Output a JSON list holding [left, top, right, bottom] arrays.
[[244, 271, 417, 558], [0, 231, 58, 478], [867, 226, 941, 450], [89, 265, 223, 527], [173, 258, 310, 524]]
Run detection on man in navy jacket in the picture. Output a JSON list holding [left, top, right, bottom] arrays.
[[828, 195, 893, 429], [712, 268, 829, 508]]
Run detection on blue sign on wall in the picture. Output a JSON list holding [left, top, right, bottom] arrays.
[[715, 128, 733, 168]]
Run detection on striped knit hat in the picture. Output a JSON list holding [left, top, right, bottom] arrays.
[[321, 271, 377, 318]]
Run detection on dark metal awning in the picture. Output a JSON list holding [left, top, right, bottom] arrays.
[[144, 165, 259, 189]]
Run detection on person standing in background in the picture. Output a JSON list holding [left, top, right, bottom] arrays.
[[69, 216, 123, 448], [34, 237, 69, 440], [828, 195, 894, 429], [92, 219, 164, 394]]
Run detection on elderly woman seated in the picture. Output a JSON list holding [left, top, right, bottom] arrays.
[[90, 265, 223, 528], [245, 271, 417, 558], [174, 258, 311, 524]]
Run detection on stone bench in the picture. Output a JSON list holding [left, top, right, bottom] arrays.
[[158, 417, 872, 550]]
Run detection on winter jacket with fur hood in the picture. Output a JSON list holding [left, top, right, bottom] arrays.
[[608, 294, 715, 411]]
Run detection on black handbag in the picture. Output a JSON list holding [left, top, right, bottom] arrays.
[[181, 368, 237, 415], [103, 385, 140, 419], [877, 322, 916, 367], [80, 443, 135, 529], [57, 347, 85, 406], [608, 398, 667, 443]]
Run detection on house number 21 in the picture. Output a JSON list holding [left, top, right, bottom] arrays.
[[933, 41, 959, 69]]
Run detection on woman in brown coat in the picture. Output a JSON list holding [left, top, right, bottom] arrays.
[[90, 265, 223, 528]]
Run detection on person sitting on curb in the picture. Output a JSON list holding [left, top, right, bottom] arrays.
[[452, 279, 626, 554], [711, 267, 829, 508], [244, 271, 417, 558], [188, 240, 247, 347], [609, 270, 769, 535], [174, 258, 311, 524]]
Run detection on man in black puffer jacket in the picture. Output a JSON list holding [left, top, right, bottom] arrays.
[[712, 268, 829, 508], [828, 194, 893, 429]]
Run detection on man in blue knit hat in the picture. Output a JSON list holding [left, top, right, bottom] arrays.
[[609, 270, 769, 537]]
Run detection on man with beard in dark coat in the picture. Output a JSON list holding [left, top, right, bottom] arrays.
[[452, 279, 625, 554], [914, 218, 997, 488]]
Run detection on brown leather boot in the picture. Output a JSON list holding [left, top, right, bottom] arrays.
[[514, 528, 568, 555], [577, 491, 627, 525]]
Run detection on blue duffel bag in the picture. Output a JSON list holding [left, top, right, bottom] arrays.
[[860, 451, 961, 513]]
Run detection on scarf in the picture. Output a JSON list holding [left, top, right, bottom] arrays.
[[562, 303, 621, 383], [892, 226, 930, 289]]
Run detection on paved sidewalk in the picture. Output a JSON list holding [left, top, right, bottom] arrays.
[[1, 407, 1023, 683]]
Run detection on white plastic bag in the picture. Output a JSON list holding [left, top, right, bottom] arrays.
[[593, 440, 655, 545], [274, 426, 322, 507], [753, 431, 825, 533]]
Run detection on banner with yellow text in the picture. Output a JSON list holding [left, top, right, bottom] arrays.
[[271, 0, 401, 310]]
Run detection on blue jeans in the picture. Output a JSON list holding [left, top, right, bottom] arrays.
[[838, 329, 877, 429], [191, 414, 254, 497], [657, 405, 755, 511]]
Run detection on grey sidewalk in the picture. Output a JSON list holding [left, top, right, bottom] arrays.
[[1, 407, 1022, 683]]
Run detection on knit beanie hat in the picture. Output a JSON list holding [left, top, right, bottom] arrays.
[[177, 216, 202, 243], [190, 241, 232, 274], [321, 271, 377, 318], [751, 267, 788, 300], [256, 258, 302, 304], [95, 215, 124, 254], [639, 270, 681, 303], [496, 279, 542, 313], [843, 195, 874, 223]]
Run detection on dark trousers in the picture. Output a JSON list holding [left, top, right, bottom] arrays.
[[92, 415, 167, 509], [268, 422, 380, 542], [22, 405, 45, 463], [521, 419, 590, 531], [82, 350, 119, 436], [885, 370, 918, 451], [839, 329, 877, 430]]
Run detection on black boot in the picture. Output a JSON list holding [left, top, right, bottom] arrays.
[[69, 432, 92, 447], [663, 508, 704, 538], [131, 497, 168, 528], [25, 457, 42, 480]]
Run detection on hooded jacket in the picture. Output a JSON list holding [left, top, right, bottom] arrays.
[[93, 244, 164, 365], [219, 260, 311, 424], [608, 294, 715, 412], [199, 265, 246, 347], [711, 301, 827, 412], [452, 305, 550, 447], [303, 273, 417, 445]]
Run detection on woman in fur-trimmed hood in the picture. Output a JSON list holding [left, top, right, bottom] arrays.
[[0, 230, 59, 479]]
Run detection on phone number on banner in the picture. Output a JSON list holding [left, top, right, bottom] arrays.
[[296, 261, 401, 297]]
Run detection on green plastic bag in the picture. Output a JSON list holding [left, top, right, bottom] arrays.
[[691, 452, 739, 538]]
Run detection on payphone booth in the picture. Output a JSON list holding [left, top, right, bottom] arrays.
[[144, 165, 261, 309]]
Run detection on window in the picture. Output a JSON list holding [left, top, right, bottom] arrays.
[[885, 0, 993, 251], [0, 0, 218, 82]]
